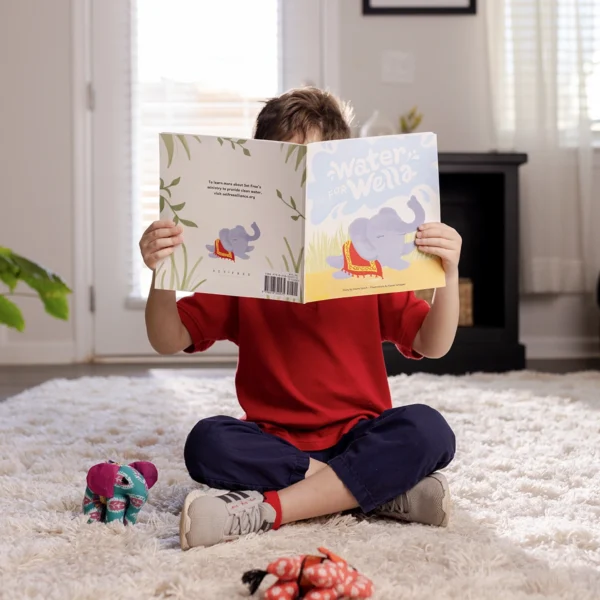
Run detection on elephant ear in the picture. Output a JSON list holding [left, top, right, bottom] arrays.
[[219, 228, 233, 251], [349, 217, 378, 261], [129, 461, 158, 489], [87, 462, 119, 497]]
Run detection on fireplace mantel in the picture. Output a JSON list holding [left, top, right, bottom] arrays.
[[384, 151, 528, 376]]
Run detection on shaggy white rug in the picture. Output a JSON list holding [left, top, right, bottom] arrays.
[[1, 371, 599, 600]]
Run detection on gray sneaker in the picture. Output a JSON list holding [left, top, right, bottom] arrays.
[[180, 489, 276, 549], [375, 473, 451, 527]]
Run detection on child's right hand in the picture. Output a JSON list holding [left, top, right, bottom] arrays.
[[139, 220, 184, 270]]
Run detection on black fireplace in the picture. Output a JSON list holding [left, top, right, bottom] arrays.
[[384, 152, 528, 375]]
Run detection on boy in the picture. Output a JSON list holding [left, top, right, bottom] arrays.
[[140, 87, 462, 550]]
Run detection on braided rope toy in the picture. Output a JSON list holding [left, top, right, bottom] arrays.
[[242, 547, 374, 600]]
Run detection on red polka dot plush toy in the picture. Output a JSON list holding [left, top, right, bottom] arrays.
[[242, 547, 374, 600]]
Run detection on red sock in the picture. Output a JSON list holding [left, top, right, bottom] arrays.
[[263, 490, 282, 530]]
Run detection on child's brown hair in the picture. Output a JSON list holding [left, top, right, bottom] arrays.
[[253, 86, 354, 143]]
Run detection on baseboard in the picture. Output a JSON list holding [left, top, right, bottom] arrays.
[[523, 336, 600, 360], [0, 341, 76, 365]]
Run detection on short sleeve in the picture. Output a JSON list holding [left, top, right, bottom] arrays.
[[378, 291, 430, 359], [176, 293, 239, 353]]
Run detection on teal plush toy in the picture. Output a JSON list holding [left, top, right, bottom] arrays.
[[83, 460, 158, 524]]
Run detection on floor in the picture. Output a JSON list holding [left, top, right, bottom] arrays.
[[1, 358, 599, 402]]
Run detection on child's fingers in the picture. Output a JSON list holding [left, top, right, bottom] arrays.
[[417, 245, 452, 260], [141, 225, 183, 247], [415, 237, 455, 249], [144, 220, 175, 234]]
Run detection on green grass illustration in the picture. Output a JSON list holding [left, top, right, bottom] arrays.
[[305, 226, 348, 273], [160, 133, 201, 168], [265, 237, 304, 274], [155, 243, 206, 291]]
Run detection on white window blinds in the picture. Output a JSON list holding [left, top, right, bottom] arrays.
[[132, 0, 280, 297]]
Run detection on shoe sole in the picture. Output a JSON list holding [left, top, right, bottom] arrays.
[[431, 472, 451, 527], [179, 489, 207, 551]]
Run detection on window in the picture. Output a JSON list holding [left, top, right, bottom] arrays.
[[499, 0, 600, 144], [132, 0, 280, 297]]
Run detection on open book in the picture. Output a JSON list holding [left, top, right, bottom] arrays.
[[155, 131, 446, 302]]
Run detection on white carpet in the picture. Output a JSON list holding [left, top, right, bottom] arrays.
[[1, 371, 600, 600]]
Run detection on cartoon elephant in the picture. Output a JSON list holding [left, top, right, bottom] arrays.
[[206, 222, 261, 261], [326, 195, 426, 279], [82, 460, 158, 525]]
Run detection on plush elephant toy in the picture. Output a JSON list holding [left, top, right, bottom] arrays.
[[326, 195, 426, 279], [83, 460, 158, 525], [206, 221, 261, 261]]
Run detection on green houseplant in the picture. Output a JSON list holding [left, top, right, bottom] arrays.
[[0, 247, 71, 331]]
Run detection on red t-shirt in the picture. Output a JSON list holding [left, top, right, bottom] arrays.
[[177, 292, 429, 451]]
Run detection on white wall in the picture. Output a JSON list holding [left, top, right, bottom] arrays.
[[0, 0, 78, 363], [0, 0, 596, 364], [337, 1, 599, 359]]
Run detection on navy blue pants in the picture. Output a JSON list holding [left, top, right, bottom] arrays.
[[184, 404, 455, 513]]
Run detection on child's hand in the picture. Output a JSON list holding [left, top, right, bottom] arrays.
[[415, 222, 462, 276], [139, 220, 184, 270]]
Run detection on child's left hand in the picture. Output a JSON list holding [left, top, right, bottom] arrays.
[[415, 223, 462, 276]]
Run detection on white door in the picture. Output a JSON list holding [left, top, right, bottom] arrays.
[[91, 0, 333, 357]]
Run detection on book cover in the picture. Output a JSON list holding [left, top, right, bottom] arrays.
[[155, 131, 445, 302]]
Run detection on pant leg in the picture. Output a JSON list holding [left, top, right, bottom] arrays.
[[328, 404, 456, 513], [184, 415, 311, 492]]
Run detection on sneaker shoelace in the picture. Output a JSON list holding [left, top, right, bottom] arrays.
[[382, 493, 409, 514], [225, 503, 264, 537]]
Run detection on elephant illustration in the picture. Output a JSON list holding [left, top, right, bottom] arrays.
[[326, 195, 426, 279], [206, 221, 261, 261], [82, 460, 158, 525]]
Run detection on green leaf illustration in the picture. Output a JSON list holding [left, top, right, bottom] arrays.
[[285, 145, 296, 163], [237, 139, 247, 145], [159, 196, 166, 213], [282, 255, 290, 271], [295, 146, 307, 171], [170, 177, 181, 186], [170, 202, 186, 211], [242, 148, 251, 157], [190, 279, 207, 292], [179, 218, 198, 228], [290, 196, 297, 209], [181, 243, 189, 288], [161, 134, 175, 167], [160, 178, 165, 188], [217, 137, 224, 146], [292, 215, 300, 221], [0, 295, 25, 331], [301, 168, 307, 187], [176, 135, 191, 160], [173, 215, 180, 225], [276, 189, 283, 199], [162, 187, 172, 197], [229, 140, 236, 150], [192, 135, 202, 144]]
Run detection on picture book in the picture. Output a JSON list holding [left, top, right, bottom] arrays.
[[154, 131, 446, 302]]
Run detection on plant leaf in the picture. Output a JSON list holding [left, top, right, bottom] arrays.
[[10, 254, 71, 296], [170, 177, 181, 186], [173, 215, 180, 225], [192, 135, 202, 144], [242, 147, 251, 156], [295, 146, 307, 171], [38, 294, 69, 320], [301, 168, 307, 188], [294, 246, 304, 273], [290, 196, 296, 209], [0, 256, 19, 291], [217, 137, 224, 146], [230, 140, 236, 150], [237, 139, 247, 145], [162, 186, 172, 197], [160, 178, 165, 189], [282, 255, 290, 272], [159, 196, 165, 213], [0, 294, 25, 331], [276, 189, 283, 199], [291, 215, 300, 221], [179, 218, 198, 228], [176, 134, 191, 160], [161, 134, 175, 167], [170, 202, 186, 211], [285, 144, 296, 163]]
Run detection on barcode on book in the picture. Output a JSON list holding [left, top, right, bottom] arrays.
[[263, 273, 299, 297]]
